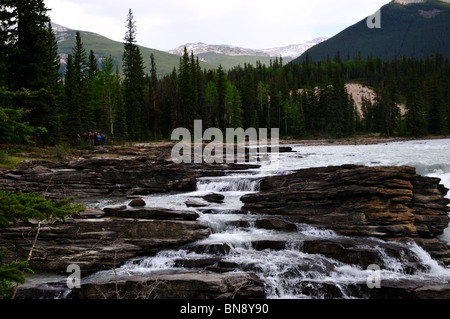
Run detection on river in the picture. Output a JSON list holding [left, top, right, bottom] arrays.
[[81, 138, 450, 299]]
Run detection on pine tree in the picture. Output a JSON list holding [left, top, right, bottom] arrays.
[[63, 54, 81, 139], [426, 76, 446, 135], [0, 1, 62, 144], [93, 56, 115, 136], [149, 53, 159, 139], [122, 9, 146, 141], [216, 65, 227, 131], [257, 81, 269, 129], [178, 48, 196, 131], [4, 0, 51, 91], [204, 81, 219, 127], [195, 57, 206, 123], [286, 93, 306, 137], [114, 66, 127, 139], [32, 22, 62, 144], [405, 76, 427, 137], [64, 31, 88, 139], [88, 50, 98, 80], [373, 80, 400, 137], [0, 1, 15, 87], [224, 82, 243, 128]]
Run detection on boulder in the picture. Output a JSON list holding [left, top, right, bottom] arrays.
[[185, 200, 208, 208], [188, 243, 233, 255], [203, 193, 225, 203], [128, 198, 146, 207]]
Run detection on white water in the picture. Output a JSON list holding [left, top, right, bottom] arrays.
[[89, 138, 450, 299]]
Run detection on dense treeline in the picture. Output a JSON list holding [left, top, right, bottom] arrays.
[[1, 2, 449, 146]]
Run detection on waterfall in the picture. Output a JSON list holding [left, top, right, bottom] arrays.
[[90, 139, 450, 299], [196, 176, 261, 193]]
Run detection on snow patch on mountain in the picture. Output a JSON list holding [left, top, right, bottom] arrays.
[[394, 0, 424, 4], [168, 38, 327, 59]]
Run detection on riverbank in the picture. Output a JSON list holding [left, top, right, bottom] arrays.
[[280, 135, 450, 146], [1, 135, 449, 171]]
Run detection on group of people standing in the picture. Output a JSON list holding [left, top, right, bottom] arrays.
[[81, 132, 107, 146]]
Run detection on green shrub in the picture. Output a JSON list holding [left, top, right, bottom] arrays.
[[0, 190, 85, 227]]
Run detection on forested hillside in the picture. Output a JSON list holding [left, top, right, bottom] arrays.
[[53, 23, 215, 77], [1, 1, 449, 146], [296, 0, 450, 62]]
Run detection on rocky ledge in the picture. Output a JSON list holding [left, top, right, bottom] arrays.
[[72, 271, 265, 299], [241, 165, 450, 265], [0, 156, 259, 200], [242, 165, 450, 239], [1, 206, 210, 275]]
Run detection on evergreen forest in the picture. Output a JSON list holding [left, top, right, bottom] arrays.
[[1, 2, 449, 146]]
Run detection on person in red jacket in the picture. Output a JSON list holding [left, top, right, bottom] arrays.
[[89, 132, 94, 146]]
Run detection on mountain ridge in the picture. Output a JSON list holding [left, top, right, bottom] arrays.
[[52, 22, 216, 76], [294, 0, 450, 63], [53, 22, 327, 73], [168, 38, 327, 59]]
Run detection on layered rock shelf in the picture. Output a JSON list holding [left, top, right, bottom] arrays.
[[242, 165, 450, 239], [72, 271, 265, 299], [1, 207, 210, 275], [0, 156, 259, 200]]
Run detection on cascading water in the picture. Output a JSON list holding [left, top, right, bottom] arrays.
[[196, 176, 261, 193], [87, 139, 450, 299]]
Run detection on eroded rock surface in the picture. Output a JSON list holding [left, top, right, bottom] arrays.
[[242, 165, 450, 239], [72, 271, 265, 299], [0, 156, 259, 200], [1, 208, 210, 274]]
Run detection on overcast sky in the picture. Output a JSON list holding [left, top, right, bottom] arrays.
[[44, 0, 391, 51]]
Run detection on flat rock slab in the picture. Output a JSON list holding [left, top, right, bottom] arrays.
[[0, 156, 260, 200], [0, 208, 210, 274], [72, 271, 266, 299], [103, 206, 200, 221]]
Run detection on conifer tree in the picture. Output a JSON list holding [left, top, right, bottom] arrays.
[[93, 56, 115, 136], [0, 1, 62, 144], [63, 54, 81, 139], [122, 9, 146, 141], [3, 0, 51, 91], [178, 48, 196, 131], [32, 22, 62, 144], [149, 53, 159, 139], [216, 65, 227, 131], [405, 75, 428, 136], [224, 82, 243, 128], [114, 66, 128, 139], [63, 32, 88, 139], [426, 76, 446, 135], [0, 1, 15, 87]]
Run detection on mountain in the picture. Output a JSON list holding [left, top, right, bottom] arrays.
[[168, 39, 327, 58], [52, 23, 215, 76], [53, 22, 326, 74], [168, 38, 327, 69], [293, 0, 450, 63]]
